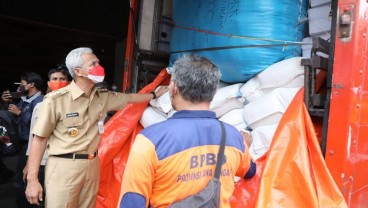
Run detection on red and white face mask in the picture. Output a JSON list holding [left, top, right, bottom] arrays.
[[87, 65, 105, 83]]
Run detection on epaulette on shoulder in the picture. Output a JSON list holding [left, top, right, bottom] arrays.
[[96, 87, 108, 93], [45, 88, 69, 100]]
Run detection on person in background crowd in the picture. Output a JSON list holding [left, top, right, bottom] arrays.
[[0, 83, 22, 110], [0, 159, 14, 184], [25, 47, 168, 208], [1, 72, 44, 208], [22, 65, 72, 208], [111, 82, 118, 92], [120, 54, 256, 208], [0, 96, 10, 110], [45, 65, 72, 94], [0, 85, 20, 185]]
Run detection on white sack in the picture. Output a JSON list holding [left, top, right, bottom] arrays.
[[249, 124, 278, 160], [211, 97, 245, 118], [140, 106, 167, 128], [243, 87, 300, 129], [219, 108, 246, 131], [150, 89, 172, 114], [240, 57, 304, 103], [210, 83, 243, 109]]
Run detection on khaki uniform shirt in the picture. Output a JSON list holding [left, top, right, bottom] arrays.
[[27, 102, 48, 165], [32, 81, 129, 155]]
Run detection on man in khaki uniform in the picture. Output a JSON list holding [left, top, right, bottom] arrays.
[[23, 65, 72, 208], [25, 47, 167, 208]]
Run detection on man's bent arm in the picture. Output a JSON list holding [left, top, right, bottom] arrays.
[[244, 160, 257, 179], [127, 86, 168, 103], [26, 135, 48, 205], [27, 135, 47, 181]]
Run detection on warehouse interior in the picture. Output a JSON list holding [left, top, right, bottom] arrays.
[[0, 0, 130, 93]]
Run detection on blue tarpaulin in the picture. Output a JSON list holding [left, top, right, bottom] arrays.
[[170, 0, 308, 83]]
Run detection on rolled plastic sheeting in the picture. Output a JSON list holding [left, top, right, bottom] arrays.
[[170, 0, 308, 83]]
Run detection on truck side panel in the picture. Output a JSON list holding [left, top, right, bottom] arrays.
[[325, 0, 368, 206]]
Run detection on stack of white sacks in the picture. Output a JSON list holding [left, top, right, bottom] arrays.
[[302, 0, 332, 58], [140, 57, 305, 160]]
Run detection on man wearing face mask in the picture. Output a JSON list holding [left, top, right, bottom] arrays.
[[120, 54, 256, 208], [1, 72, 44, 208], [22, 65, 72, 208], [111, 82, 118, 92], [45, 65, 72, 93], [25, 47, 168, 208]]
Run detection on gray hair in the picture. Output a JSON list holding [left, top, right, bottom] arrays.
[[65, 47, 93, 78], [171, 54, 221, 103]]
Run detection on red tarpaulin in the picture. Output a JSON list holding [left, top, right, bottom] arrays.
[[97, 69, 347, 208]]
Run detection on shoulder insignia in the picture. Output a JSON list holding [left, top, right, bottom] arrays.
[[96, 87, 108, 93], [108, 91, 119, 97], [45, 88, 69, 100]]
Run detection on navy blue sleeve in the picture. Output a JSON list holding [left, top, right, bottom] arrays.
[[120, 192, 146, 208], [244, 160, 256, 179]]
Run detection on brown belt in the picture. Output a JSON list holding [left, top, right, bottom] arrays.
[[53, 152, 98, 160]]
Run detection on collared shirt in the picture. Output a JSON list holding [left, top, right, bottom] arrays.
[[32, 81, 129, 155], [120, 110, 253, 208], [26, 102, 48, 165]]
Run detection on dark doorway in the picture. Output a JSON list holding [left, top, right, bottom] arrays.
[[0, 0, 130, 93], [0, 1, 130, 206]]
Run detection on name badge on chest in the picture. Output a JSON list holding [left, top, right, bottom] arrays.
[[98, 112, 104, 134], [98, 121, 104, 134], [65, 112, 80, 137]]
